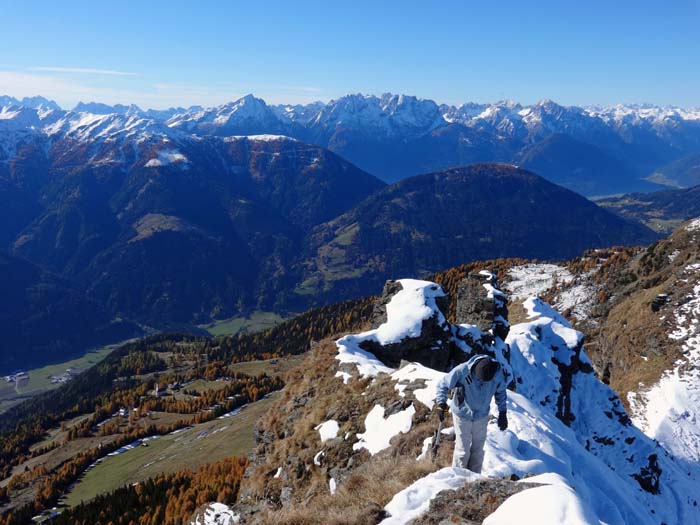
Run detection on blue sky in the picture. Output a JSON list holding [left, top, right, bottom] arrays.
[[1, 0, 699, 109]]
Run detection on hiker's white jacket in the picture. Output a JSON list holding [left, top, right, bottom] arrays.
[[436, 354, 507, 421]]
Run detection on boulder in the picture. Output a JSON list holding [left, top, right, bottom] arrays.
[[360, 275, 511, 372], [361, 280, 454, 370]]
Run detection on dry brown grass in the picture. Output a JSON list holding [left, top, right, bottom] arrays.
[[239, 335, 455, 524], [258, 455, 437, 525]]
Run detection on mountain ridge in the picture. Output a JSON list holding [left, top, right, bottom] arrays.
[[297, 163, 658, 307], [4, 93, 700, 194]]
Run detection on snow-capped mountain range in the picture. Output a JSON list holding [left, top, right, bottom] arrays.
[[3, 93, 700, 194], [4, 93, 699, 134]]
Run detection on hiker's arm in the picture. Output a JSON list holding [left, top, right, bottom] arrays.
[[494, 377, 507, 413], [435, 366, 462, 406]]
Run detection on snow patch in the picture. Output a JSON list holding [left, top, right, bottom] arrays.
[[629, 279, 700, 461], [192, 502, 239, 525], [315, 420, 339, 442], [685, 218, 700, 232], [416, 436, 433, 460], [145, 148, 189, 168], [391, 362, 444, 409], [334, 371, 351, 384], [353, 404, 415, 455], [505, 264, 574, 301], [380, 467, 481, 524]]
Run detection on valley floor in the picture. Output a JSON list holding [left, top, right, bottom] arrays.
[[63, 392, 279, 507]]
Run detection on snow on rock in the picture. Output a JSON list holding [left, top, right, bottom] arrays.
[[145, 148, 189, 167], [479, 270, 508, 300], [329, 477, 337, 495], [484, 483, 602, 525], [376, 279, 446, 344], [353, 404, 416, 455], [273, 467, 282, 478], [391, 362, 444, 409], [313, 451, 324, 466], [499, 295, 700, 525], [335, 279, 446, 378], [380, 467, 482, 525], [191, 502, 239, 525], [481, 392, 651, 525], [315, 420, 339, 442]]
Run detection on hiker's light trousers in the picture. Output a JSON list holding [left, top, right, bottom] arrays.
[[452, 414, 489, 473]]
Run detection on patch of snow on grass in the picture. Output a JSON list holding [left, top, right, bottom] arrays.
[[353, 404, 415, 455], [380, 467, 481, 524], [416, 436, 433, 460], [334, 371, 351, 384], [315, 420, 339, 442], [554, 281, 597, 322], [506, 264, 597, 321], [193, 502, 239, 525]]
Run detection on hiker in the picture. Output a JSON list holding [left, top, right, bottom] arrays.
[[435, 354, 508, 473]]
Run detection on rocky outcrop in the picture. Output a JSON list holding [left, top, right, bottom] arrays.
[[359, 275, 512, 373], [455, 271, 510, 347], [360, 280, 454, 370]]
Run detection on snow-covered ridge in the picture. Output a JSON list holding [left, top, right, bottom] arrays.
[[330, 278, 700, 525]]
